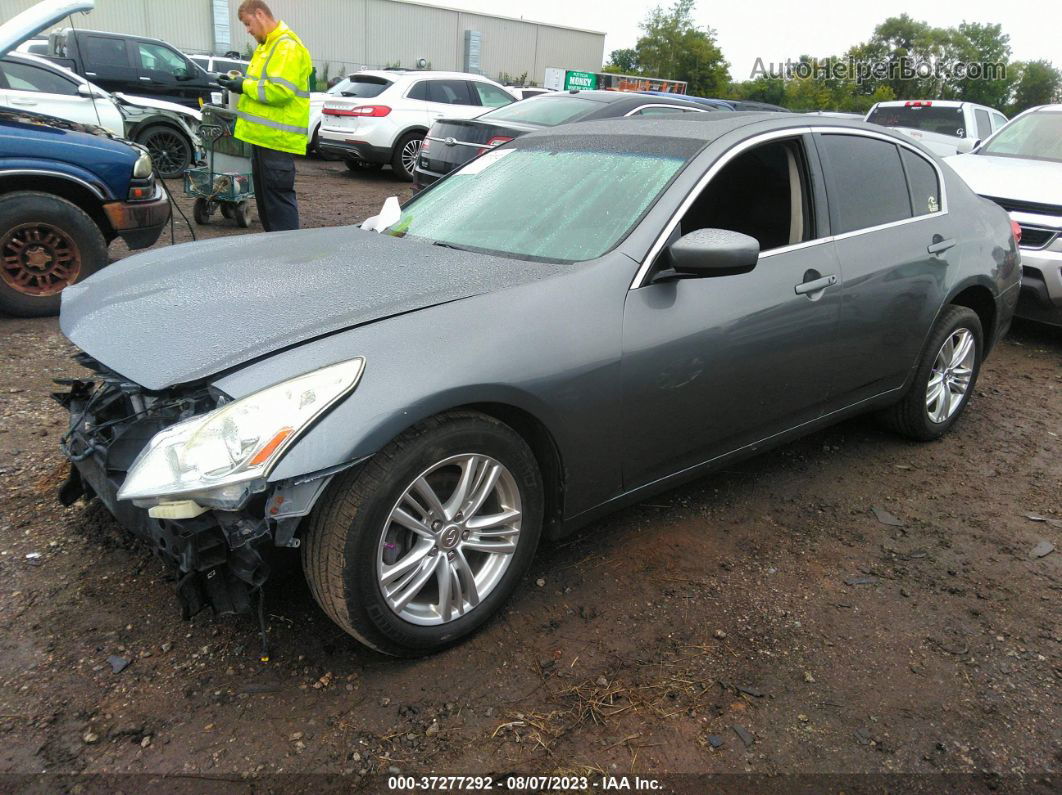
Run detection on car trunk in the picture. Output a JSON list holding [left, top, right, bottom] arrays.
[[421, 118, 539, 178]]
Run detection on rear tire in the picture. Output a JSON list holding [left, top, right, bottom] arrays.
[[880, 305, 983, 441], [302, 411, 544, 657], [390, 132, 423, 181], [136, 124, 192, 179], [0, 192, 107, 318]]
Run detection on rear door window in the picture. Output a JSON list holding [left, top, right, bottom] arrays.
[[0, 60, 77, 95], [427, 79, 474, 106], [82, 36, 130, 67], [974, 108, 992, 140], [818, 134, 913, 234]]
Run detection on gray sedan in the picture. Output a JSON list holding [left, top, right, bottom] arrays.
[[56, 114, 1020, 656]]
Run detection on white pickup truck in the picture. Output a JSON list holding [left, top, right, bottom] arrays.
[[865, 100, 1008, 157]]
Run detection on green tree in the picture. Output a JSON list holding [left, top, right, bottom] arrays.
[[632, 0, 730, 96], [948, 22, 1013, 109], [604, 48, 639, 74], [1009, 60, 1062, 114]]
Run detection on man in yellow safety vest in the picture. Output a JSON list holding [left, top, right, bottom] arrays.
[[217, 0, 310, 232]]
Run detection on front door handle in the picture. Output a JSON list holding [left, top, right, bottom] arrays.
[[794, 273, 837, 295], [927, 236, 957, 255], [10, 98, 36, 106]]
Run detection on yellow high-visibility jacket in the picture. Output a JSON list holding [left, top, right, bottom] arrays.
[[235, 22, 311, 155]]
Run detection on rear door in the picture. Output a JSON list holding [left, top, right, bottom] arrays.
[[424, 79, 480, 122], [816, 131, 954, 405], [76, 34, 138, 92]]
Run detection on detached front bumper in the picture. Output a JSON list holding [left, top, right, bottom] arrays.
[[103, 184, 171, 250]]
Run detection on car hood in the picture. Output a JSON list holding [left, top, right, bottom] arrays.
[[945, 153, 1062, 207], [60, 225, 568, 390], [0, 0, 94, 58], [114, 92, 202, 122]]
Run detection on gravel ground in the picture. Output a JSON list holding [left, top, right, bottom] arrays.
[[0, 157, 1059, 789]]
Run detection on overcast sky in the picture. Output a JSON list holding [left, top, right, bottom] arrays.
[[420, 0, 1055, 78]]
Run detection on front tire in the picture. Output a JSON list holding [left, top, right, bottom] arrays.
[[0, 192, 107, 317], [136, 124, 192, 179], [880, 305, 983, 441], [302, 411, 544, 656]]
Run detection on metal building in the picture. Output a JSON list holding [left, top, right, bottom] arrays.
[[0, 0, 605, 84]]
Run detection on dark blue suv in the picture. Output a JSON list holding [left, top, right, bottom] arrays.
[[0, 107, 170, 316]]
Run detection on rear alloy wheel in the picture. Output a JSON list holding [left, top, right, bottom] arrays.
[[302, 411, 544, 656], [0, 192, 107, 317], [880, 305, 983, 441], [390, 132, 424, 181], [137, 124, 192, 179]]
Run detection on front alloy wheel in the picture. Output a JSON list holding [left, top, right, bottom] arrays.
[[302, 411, 543, 656], [379, 454, 522, 625]]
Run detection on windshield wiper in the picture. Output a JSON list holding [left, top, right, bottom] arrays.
[[432, 241, 474, 252]]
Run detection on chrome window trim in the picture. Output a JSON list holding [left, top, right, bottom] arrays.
[[624, 103, 708, 117], [630, 125, 950, 289], [0, 169, 106, 200], [424, 135, 483, 149]]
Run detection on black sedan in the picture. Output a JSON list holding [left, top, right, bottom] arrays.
[[57, 114, 1019, 657], [412, 89, 712, 189]]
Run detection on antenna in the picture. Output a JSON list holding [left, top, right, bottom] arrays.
[[66, 11, 104, 131]]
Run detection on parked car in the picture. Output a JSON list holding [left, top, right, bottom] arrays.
[[866, 100, 1007, 157], [56, 114, 1018, 656], [0, 52, 203, 177], [307, 74, 361, 157], [640, 91, 791, 112], [0, 0, 171, 317], [947, 105, 1062, 326], [44, 26, 218, 109], [13, 35, 48, 55], [317, 69, 518, 180], [414, 89, 711, 189], [188, 53, 250, 77], [507, 86, 550, 100], [804, 111, 864, 119]]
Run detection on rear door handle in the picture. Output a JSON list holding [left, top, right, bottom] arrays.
[[794, 274, 837, 295], [927, 237, 957, 254]]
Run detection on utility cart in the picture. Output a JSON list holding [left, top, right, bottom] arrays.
[[184, 105, 255, 228]]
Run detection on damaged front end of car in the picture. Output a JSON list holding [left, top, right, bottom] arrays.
[[53, 352, 365, 620]]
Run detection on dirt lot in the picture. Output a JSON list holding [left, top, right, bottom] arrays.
[[0, 157, 1059, 790]]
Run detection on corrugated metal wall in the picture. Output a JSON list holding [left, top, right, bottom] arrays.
[[0, 0, 604, 83]]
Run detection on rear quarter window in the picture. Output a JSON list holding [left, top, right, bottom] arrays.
[[900, 148, 941, 216]]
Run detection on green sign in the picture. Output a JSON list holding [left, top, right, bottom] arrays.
[[564, 70, 597, 90]]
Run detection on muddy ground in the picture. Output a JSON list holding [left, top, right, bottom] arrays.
[[0, 158, 1059, 790]]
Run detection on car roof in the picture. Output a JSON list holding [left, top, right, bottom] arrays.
[[356, 69, 503, 83], [518, 113, 914, 150]]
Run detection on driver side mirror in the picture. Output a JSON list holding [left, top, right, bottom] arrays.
[[667, 228, 760, 277], [77, 83, 107, 99], [955, 138, 980, 154]]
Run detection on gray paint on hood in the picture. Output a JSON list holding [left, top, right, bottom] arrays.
[[60, 225, 567, 390]]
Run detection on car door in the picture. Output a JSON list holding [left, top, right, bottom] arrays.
[[424, 79, 480, 122], [815, 131, 954, 406], [76, 34, 138, 93], [621, 133, 844, 488], [0, 58, 122, 134], [133, 40, 195, 104]]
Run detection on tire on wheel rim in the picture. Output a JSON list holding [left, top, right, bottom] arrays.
[[137, 124, 192, 179], [302, 411, 544, 656], [880, 304, 983, 441], [0, 192, 107, 317], [234, 201, 252, 228], [193, 198, 212, 225], [390, 132, 423, 181]]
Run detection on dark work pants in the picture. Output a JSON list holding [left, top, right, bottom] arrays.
[[250, 144, 299, 232]]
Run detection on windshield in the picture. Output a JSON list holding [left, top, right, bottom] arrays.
[[386, 147, 687, 262], [479, 95, 602, 126], [332, 75, 390, 98], [979, 111, 1062, 163], [866, 105, 966, 138]]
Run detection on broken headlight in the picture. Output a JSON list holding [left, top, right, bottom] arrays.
[[117, 358, 364, 506]]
